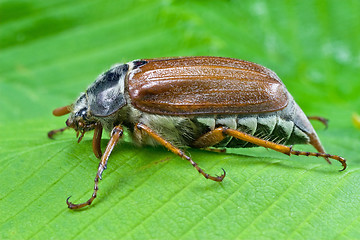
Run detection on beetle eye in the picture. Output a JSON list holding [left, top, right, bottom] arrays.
[[75, 107, 88, 119]]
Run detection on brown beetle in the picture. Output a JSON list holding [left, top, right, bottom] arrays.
[[49, 56, 346, 209]]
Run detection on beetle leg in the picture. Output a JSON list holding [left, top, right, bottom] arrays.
[[307, 116, 329, 129], [92, 123, 103, 158], [189, 132, 226, 153], [136, 123, 226, 182], [204, 148, 227, 153], [47, 126, 70, 139], [192, 127, 346, 171], [305, 132, 330, 164], [67, 125, 123, 209], [191, 128, 227, 148]]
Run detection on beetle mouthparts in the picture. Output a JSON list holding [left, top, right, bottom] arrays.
[[66, 119, 74, 128]]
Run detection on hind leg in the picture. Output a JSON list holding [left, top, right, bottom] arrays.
[[192, 126, 346, 171]]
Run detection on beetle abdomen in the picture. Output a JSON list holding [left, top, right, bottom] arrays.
[[193, 114, 309, 149], [226, 115, 309, 148], [134, 109, 310, 150]]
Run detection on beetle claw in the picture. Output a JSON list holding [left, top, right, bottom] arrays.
[[66, 196, 73, 208], [215, 168, 226, 181]]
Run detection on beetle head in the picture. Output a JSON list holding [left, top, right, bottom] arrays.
[[52, 63, 130, 142], [66, 94, 98, 142]]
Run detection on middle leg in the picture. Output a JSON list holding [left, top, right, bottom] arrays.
[[135, 123, 226, 182]]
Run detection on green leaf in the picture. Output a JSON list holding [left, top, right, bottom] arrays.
[[1, 0, 360, 239]]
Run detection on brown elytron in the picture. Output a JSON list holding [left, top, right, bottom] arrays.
[[129, 57, 288, 115]]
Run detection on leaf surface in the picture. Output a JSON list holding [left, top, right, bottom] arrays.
[[1, 0, 360, 239]]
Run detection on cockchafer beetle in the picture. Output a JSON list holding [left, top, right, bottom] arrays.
[[48, 56, 347, 209]]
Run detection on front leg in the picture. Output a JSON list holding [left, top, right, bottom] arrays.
[[135, 123, 225, 182], [67, 125, 123, 209], [92, 123, 103, 158]]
